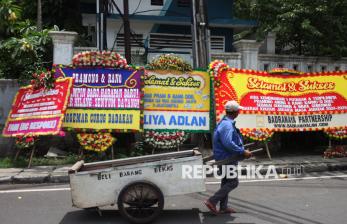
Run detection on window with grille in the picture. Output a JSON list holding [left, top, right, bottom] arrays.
[[321, 65, 326, 72], [307, 65, 313, 72]]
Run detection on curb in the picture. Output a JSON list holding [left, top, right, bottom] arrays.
[[2, 173, 70, 185], [0, 176, 13, 184], [13, 175, 50, 184], [326, 163, 347, 172], [0, 166, 71, 185]]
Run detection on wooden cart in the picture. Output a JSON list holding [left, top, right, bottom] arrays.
[[68, 150, 205, 223]]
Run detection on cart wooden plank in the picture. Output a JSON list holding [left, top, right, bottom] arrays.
[[80, 150, 197, 171]]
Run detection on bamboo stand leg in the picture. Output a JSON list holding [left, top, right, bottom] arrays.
[[28, 146, 35, 168], [264, 141, 272, 160], [111, 145, 115, 160], [14, 148, 21, 161], [79, 146, 84, 158]]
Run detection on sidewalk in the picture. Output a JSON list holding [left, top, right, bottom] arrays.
[[1, 155, 347, 185], [0, 165, 71, 185], [240, 155, 347, 174]]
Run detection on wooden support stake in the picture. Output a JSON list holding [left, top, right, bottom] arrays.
[[14, 148, 21, 161], [28, 146, 35, 168], [264, 141, 272, 160], [79, 146, 84, 157], [111, 144, 115, 160]]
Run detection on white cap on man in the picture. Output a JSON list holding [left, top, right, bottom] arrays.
[[224, 100, 244, 112]]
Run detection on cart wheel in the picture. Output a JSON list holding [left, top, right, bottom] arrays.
[[117, 181, 164, 224]]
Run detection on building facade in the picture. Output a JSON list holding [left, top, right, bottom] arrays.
[[78, 0, 347, 72], [79, 0, 256, 63]]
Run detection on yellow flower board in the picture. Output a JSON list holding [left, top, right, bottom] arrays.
[[63, 109, 140, 131], [143, 70, 211, 132]]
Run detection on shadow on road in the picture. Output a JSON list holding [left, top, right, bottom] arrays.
[[59, 209, 200, 224], [200, 212, 255, 224], [59, 210, 125, 224], [59, 209, 254, 224]]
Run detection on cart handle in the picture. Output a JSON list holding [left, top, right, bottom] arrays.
[[68, 160, 85, 174]]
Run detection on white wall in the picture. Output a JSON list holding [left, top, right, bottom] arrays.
[[108, 0, 168, 16], [210, 52, 347, 72], [258, 54, 347, 72], [0, 80, 19, 126], [0, 80, 19, 155], [211, 52, 241, 68], [106, 20, 153, 50], [82, 14, 154, 50]]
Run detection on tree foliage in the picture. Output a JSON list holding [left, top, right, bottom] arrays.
[[234, 0, 347, 57], [21, 0, 84, 33], [20, 0, 90, 46], [0, 0, 21, 39], [0, 0, 58, 84]]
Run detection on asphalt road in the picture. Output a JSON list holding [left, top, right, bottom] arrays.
[[0, 171, 347, 224]]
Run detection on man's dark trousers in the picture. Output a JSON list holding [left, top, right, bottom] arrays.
[[208, 165, 239, 209]]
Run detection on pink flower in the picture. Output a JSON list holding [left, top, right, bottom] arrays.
[[58, 131, 66, 137]]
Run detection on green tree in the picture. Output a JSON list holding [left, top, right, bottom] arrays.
[[37, 0, 42, 31], [0, 0, 21, 39], [21, 0, 84, 33], [0, 0, 58, 83], [20, 0, 90, 46], [234, 0, 347, 57]]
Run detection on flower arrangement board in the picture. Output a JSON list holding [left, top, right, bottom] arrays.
[[55, 67, 143, 132], [143, 70, 211, 132], [210, 61, 347, 140], [2, 78, 73, 137], [77, 133, 116, 152]]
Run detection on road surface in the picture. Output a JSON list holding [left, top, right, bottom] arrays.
[[0, 171, 347, 224]]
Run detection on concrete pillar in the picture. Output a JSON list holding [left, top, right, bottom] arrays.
[[49, 31, 78, 65], [233, 40, 262, 70], [266, 32, 276, 54]]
